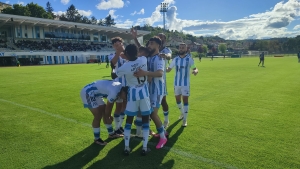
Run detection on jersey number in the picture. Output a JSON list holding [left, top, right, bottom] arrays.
[[137, 76, 146, 84]]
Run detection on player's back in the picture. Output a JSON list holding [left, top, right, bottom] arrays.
[[123, 56, 148, 87]]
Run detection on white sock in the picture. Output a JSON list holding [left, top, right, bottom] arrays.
[[114, 114, 120, 130], [135, 117, 142, 135], [177, 102, 183, 114], [183, 103, 189, 121], [119, 112, 125, 128], [142, 123, 149, 149], [163, 111, 169, 122], [124, 123, 131, 147], [157, 126, 166, 139]]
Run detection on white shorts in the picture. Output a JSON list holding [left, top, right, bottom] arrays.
[[124, 98, 152, 116], [174, 86, 190, 96], [80, 87, 105, 108], [150, 92, 164, 108]]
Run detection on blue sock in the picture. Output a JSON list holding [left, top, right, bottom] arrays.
[[93, 127, 100, 140], [105, 124, 114, 135]]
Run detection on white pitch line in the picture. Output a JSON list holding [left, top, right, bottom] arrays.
[[0, 98, 239, 169]]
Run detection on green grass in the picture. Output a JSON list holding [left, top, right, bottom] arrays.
[[0, 57, 300, 169]]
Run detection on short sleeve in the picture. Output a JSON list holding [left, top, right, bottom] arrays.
[[115, 63, 128, 77], [155, 56, 165, 71]]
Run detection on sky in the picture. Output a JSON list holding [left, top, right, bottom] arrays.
[[4, 0, 300, 40]]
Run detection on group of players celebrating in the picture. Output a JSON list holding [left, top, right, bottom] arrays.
[[80, 28, 199, 156]]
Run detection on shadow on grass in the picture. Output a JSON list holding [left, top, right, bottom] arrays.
[[87, 119, 184, 169], [42, 142, 105, 169]]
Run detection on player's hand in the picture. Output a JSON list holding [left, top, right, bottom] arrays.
[[120, 52, 127, 59], [130, 27, 137, 38], [134, 68, 147, 77], [192, 69, 198, 76], [115, 42, 125, 53], [105, 115, 114, 124]]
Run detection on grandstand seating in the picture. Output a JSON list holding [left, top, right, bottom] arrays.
[[8, 39, 114, 52]]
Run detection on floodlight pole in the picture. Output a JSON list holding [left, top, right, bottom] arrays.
[[160, 2, 168, 31]]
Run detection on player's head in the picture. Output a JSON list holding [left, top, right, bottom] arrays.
[[158, 33, 166, 45], [124, 44, 138, 61], [147, 36, 162, 56], [111, 37, 124, 50], [138, 46, 149, 57], [179, 43, 188, 55]]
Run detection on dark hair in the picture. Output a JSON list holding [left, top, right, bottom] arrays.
[[139, 46, 149, 54], [124, 44, 138, 61], [148, 36, 162, 47], [111, 37, 123, 44], [120, 86, 129, 97]]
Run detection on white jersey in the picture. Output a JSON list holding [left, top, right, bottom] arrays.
[[169, 53, 194, 87], [116, 56, 149, 102], [83, 80, 122, 103], [148, 54, 165, 95], [113, 56, 127, 86]]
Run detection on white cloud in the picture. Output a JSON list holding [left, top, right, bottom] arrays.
[[114, 0, 300, 39], [166, 0, 300, 39], [293, 25, 300, 30], [131, 8, 145, 16], [108, 9, 119, 19], [115, 19, 133, 28], [96, 0, 125, 10], [61, 0, 70, 5], [78, 10, 92, 17], [5, 1, 9, 4], [53, 11, 65, 16], [17, 1, 24, 5], [53, 9, 92, 17], [126, 1, 130, 4]]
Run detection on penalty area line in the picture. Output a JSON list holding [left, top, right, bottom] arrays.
[[0, 98, 239, 169]]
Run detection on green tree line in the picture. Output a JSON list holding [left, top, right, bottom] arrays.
[[1, 1, 116, 26]]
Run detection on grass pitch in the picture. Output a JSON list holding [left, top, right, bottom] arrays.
[[0, 57, 299, 169]]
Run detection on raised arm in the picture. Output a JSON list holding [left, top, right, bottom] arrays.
[[131, 27, 141, 48]]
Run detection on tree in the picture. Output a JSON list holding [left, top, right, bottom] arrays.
[[218, 43, 227, 55], [82, 16, 91, 24], [66, 4, 79, 22], [104, 14, 116, 26], [90, 16, 97, 25], [27, 2, 51, 19], [202, 45, 208, 54], [45, 1, 55, 18], [98, 19, 105, 26]]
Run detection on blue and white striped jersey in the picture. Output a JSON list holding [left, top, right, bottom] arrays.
[[160, 47, 172, 94], [148, 54, 165, 95], [83, 80, 122, 103], [169, 54, 195, 87], [113, 56, 127, 86], [116, 56, 149, 102]]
